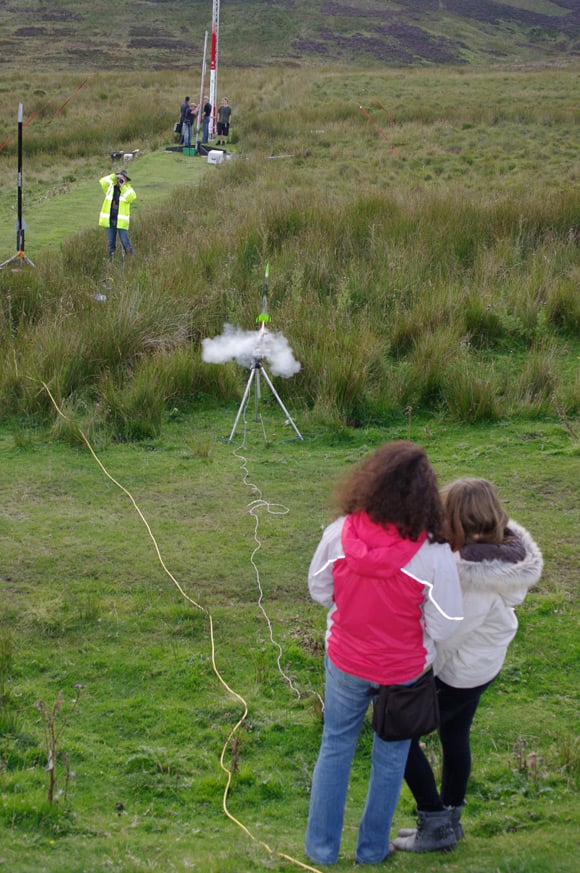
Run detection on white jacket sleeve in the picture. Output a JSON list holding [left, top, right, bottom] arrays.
[[308, 517, 346, 608], [403, 541, 464, 642]]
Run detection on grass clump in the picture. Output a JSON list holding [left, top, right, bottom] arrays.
[[0, 65, 578, 434]]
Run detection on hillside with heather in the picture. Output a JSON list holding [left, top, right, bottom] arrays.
[[0, 0, 578, 71]]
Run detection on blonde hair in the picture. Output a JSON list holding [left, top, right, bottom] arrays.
[[442, 477, 508, 551]]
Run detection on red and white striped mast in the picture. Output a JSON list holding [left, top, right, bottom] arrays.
[[196, 30, 208, 149], [209, 0, 220, 138]]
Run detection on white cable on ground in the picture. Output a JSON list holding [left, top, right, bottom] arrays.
[[233, 438, 301, 698], [231, 408, 324, 709]]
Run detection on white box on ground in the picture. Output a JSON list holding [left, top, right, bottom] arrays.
[[207, 150, 224, 165]]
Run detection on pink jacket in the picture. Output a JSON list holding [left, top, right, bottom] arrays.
[[309, 512, 463, 685]]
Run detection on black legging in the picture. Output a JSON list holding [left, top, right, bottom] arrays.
[[404, 676, 496, 811]]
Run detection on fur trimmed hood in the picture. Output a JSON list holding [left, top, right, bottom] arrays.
[[455, 520, 543, 602]]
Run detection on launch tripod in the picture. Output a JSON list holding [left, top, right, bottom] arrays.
[[228, 354, 303, 444]]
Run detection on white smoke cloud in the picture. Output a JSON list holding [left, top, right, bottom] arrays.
[[201, 324, 301, 378]]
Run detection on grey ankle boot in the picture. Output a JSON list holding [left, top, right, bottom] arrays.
[[393, 809, 457, 853], [447, 804, 465, 840], [397, 804, 465, 841]]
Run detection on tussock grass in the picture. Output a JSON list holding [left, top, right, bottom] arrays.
[[0, 64, 578, 436]]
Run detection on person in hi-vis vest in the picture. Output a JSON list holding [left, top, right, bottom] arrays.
[[99, 170, 136, 258]]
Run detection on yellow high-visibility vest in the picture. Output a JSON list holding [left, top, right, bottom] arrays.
[[99, 173, 136, 229]]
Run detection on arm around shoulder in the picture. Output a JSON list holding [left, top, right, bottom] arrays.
[[404, 540, 464, 642]]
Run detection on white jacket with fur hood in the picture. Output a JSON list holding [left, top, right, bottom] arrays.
[[433, 520, 543, 688]]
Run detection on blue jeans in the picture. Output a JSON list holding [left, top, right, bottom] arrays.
[[202, 116, 210, 142], [182, 122, 192, 147], [305, 656, 410, 865], [107, 226, 133, 256]]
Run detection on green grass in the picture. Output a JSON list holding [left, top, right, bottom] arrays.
[[1, 62, 578, 431], [0, 149, 209, 255], [0, 410, 579, 872], [0, 12, 578, 870]]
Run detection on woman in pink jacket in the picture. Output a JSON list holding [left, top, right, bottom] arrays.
[[305, 441, 463, 866]]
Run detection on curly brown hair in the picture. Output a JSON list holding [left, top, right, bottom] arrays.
[[335, 441, 448, 543]]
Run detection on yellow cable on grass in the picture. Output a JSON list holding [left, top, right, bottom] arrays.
[[39, 381, 322, 873]]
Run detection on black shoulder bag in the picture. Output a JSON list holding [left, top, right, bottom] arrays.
[[370, 669, 440, 742]]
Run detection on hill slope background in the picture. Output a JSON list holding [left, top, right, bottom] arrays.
[[0, 0, 578, 71]]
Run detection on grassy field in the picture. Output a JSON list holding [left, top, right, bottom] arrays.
[[1, 408, 578, 872], [1, 63, 578, 434], [0, 5, 579, 870], [0, 149, 209, 256]]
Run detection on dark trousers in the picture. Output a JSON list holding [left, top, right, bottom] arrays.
[[404, 676, 495, 810], [107, 225, 133, 257]]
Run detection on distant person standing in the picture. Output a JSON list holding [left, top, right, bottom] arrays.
[[202, 96, 212, 143], [216, 97, 232, 145], [179, 96, 191, 144], [99, 170, 136, 258], [182, 101, 197, 148]]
